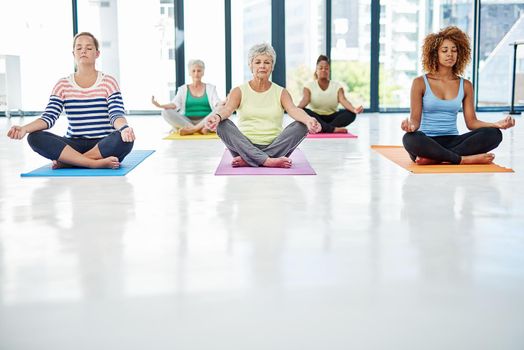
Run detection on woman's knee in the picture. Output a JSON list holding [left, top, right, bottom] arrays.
[[27, 131, 46, 147], [479, 127, 502, 145], [340, 110, 356, 121], [27, 131, 64, 160], [290, 121, 308, 136], [216, 119, 234, 136], [27, 131, 53, 153], [402, 131, 424, 146], [118, 141, 134, 161]]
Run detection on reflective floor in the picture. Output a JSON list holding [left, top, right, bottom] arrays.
[[0, 113, 523, 350]]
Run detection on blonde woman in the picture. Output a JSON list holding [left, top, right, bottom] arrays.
[[7, 32, 134, 169]]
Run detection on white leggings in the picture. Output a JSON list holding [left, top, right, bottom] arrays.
[[161, 110, 214, 130]]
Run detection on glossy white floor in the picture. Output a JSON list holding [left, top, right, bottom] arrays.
[[0, 112, 523, 350]]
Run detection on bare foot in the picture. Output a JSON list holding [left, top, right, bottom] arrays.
[[231, 156, 249, 167], [52, 160, 73, 169], [415, 156, 441, 165], [460, 153, 495, 165], [262, 157, 292, 168], [52, 156, 119, 169], [200, 127, 210, 135], [94, 156, 120, 169], [333, 127, 348, 133], [179, 126, 198, 136]]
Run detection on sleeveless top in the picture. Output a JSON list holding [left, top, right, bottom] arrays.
[[419, 74, 463, 137], [185, 89, 212, 117], [237, 82, 284, 145], [305, 80, 341, 115]]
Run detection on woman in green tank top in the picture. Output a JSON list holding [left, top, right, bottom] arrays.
[[205, 43, 321, 168], [152, 59, 224, 136]]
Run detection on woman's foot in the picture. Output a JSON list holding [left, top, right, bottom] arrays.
[[94, 156, 120, 169], [333, 127, 348, 133], [231, 156, 249, 167], [52, 160, 73, 169], [415, 156, 440, 165], [179, 126, 199, 136], [52, 156, 120, 169], [262, 157, 292, 168], [460, 153, 495, 165]]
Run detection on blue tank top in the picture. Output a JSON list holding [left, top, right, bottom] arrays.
[[419, 75, 463, 137]]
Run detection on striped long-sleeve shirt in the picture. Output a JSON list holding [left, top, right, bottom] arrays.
[[40, 72, 126, 138]]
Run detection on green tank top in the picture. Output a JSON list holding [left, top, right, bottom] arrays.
[[185, 89, 212, 117]]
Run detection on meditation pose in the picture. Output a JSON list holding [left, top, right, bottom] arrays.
[[152, 59, 224, 135], [206, 43, 321, 168], [402, 26, 515, 165], [7, 32, 135, 169], [297, 54, 363, 133]]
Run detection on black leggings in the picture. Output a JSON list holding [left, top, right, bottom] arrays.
[[27, 131, 134, 162], [303, 108, 356, 133], [402, 127, 502, 164]]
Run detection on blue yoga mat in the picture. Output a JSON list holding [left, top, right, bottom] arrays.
[[21, 150, 155, 177]]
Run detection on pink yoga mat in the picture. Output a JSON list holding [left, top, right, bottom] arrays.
[[214, 148, 316, 175], [307, 132, 357, 139]]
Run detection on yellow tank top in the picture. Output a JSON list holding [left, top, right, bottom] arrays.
[[237, 82, 284, 145], [306, 80, 341, 115]]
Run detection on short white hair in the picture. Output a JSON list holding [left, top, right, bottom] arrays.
[[188, 59, 205, 70], [248, 43, 276, 69]]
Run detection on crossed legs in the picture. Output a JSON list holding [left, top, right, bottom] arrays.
[[402, 128, 502, 165], [216, 119, 308, 167], [27, 131, 134, 169]]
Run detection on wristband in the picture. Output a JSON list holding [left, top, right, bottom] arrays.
[[216, 113, 223, 121], [119, 125, 129, 132]]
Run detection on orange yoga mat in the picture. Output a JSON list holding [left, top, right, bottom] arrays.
[[371, 145, 514, 174]]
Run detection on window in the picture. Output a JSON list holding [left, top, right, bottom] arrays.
[[331, 0, 371, 109], [77, 0, 176, 110], [477, 1, 524, 107], [231, 0, 271, 89], [0, 0, 72, 111], [379, 0, 474, 109], [285, 0, 326, 104], [184, 0, 226, 99]]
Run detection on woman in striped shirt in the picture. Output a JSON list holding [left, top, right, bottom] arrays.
[[7, 32, 135, 169]]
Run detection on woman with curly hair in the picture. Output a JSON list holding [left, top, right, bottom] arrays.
[[401, 26, 515, 165]]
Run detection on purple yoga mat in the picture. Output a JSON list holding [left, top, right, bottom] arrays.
[[307, 132, 358, 139], [214, 148, 316, 175]]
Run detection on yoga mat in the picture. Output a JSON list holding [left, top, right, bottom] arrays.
[[164, 132, 219, 140], [215, 148, 316, 175], [21, 150, 155, 177], [307, 132, 358, 139], [371, 145, 514, 174]]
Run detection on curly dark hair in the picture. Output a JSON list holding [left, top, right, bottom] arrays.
[[421, 26, 471, 76]]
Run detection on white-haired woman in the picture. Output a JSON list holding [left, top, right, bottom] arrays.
[[205, 43, 321, 168], [152, 59, 224, 135]]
